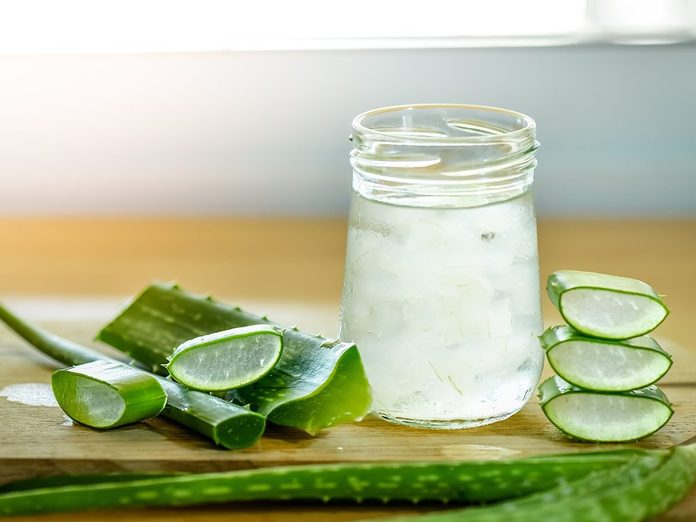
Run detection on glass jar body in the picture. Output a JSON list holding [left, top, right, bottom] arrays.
[[339, 104, 544, 429]]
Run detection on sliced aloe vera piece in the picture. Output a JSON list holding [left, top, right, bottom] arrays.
[[165, 325, 283, 392], [547, 270, 669, 339], [0, 302, 266, 449], [538, 375, 673, 442], [52, 360, 166, 429], [0, 449, 644, 515], [97, 283, 372, 435], [540, 325, 672, 391]]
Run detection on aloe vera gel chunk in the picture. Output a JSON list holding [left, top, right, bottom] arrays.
[[52, 360, 167, 429], [540, 325, 672, 392], [539, 375, 673, 442], [166, 325, 283, 392], [547, 270, 669, 339]]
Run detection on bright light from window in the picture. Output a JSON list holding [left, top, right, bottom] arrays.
[[0, 0, 587, 53], [0, 0, 692, 54]]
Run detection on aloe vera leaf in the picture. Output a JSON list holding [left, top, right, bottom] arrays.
[[538, 375, 673, 442], [540, 325, 673, 392], [52, 360, 167, 429], [546, 270, 669, 339], [0, 303, 265, 450], [0, 474, 177, 493], [97, 283, 372, 434], [0, 450, 643, 516], [165, 325, 284, 392], [378, 444, 696, 522]]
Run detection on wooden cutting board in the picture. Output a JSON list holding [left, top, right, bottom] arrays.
[[1, 306, 695, 521]]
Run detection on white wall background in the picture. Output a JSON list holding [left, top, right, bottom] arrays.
[[1, 44, 695, 216]]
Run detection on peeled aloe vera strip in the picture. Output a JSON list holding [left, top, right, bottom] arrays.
[[546, 270, 669, 339], [0, 303, 265, 450], [0, 450, 644, 516], [97, 283, 372, 435], [165, 325, 283, 392], [538, 375, 673, 442], [378, 444, 696, 522], [540, 325, 673, 392], [52, 360, 166, 429]]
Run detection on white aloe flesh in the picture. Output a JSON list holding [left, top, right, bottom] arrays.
[[540, 326, 672, 391], [166, 325, 283, 392], [547, 270, 669, 339], [539, 376, 673, 442], [52, 360, 167, 429]]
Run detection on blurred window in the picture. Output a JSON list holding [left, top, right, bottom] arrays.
[[0, 0, 694, 53]]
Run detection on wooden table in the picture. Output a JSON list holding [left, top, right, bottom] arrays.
[[0, 218, 694, 521]]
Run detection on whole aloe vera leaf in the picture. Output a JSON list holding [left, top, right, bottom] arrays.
[[374, 444, 696, 522], [97, 283, 372, 434], [0, 450, 643, 516], [0, 303, 265, 450]]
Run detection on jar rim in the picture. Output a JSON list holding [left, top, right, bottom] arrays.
[[352, 103, 536, 146]]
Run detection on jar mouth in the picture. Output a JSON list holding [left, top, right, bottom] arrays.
[[350, 104, 538, 208], [352, 103, 536, 146]]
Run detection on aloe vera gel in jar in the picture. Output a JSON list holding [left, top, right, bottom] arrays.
[[339, 104, 544, 429]]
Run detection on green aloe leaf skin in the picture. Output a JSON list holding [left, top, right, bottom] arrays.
[[97, 283, 372, 435]]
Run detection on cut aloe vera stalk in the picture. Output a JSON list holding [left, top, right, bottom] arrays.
[[97, 283, 372, 435], [0, 449, 646, 515], [0, 303, 266, 449], [540, 325, 672, 392], [538, 375, 673, 442], [547, 270, 669, 339], [165, 325, 283, 392], [52, 360, 166, 429]]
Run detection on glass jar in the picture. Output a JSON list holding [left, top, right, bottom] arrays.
[[339, 104, 544, 429]]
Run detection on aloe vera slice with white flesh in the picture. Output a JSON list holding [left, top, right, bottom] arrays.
[[97, 283, 372, 435], [540, 325, 673, 392], [165, 325, 283, 392], [52, 360, 166, 429], [539, 375, 673, 442], [547, 270, 669, 339]]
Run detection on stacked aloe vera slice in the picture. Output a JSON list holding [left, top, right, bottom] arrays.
[[539, 270, 673, 442]]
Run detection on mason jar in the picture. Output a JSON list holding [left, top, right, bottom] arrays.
[[339, 104, 544, 429]]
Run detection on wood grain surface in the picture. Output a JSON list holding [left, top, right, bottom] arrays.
[[0, 218, 694, 521]]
